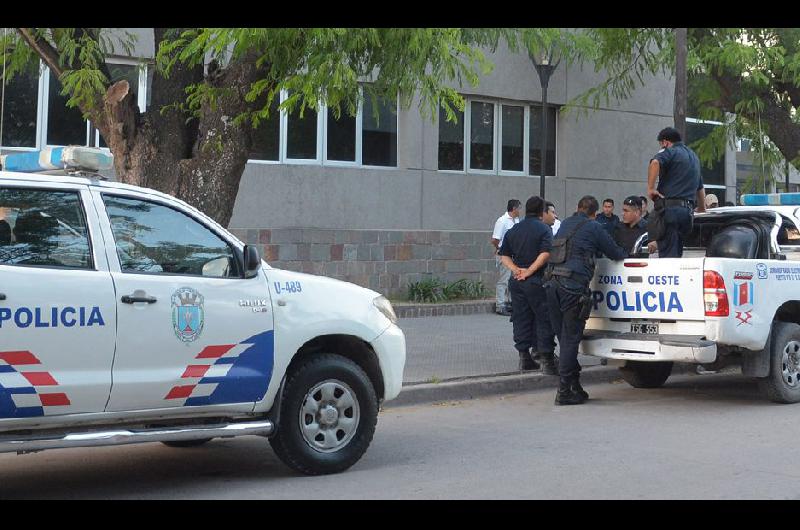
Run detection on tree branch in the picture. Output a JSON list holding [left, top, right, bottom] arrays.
[[17, 28, 62, 78]]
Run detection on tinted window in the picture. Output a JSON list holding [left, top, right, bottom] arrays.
[[470, 101, 494, 171], [0, 188, 92, 269], [102, 195, 237, 278], [47, 70, 86, 146], [286, 103, 318, 160], [529, 104, 557, 177], [249, 97, 280, 161], [326, 108, 356, 162], [438, 105, 464, 170], [1, 67, 39, 148], [501, 105, 524, 172], [362, 96, 397, 166]]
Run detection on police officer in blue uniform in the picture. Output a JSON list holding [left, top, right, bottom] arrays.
[[647, 127, 706, 257], [545, 196, 627, 405], [499, 196, 558, 374]]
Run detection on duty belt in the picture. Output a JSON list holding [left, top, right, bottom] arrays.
[[661, 198, 694, 208]]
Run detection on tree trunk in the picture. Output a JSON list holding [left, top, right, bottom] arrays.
[[98, 30, 262, 227]]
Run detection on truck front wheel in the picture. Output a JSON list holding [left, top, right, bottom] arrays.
[[758, 322, 800, 404], [619, 361, 673, 388], [269, 354, 379, 475]]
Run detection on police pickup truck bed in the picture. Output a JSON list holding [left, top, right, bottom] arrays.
[[0, 148, 406, 475], [581, 198, 800, 403]]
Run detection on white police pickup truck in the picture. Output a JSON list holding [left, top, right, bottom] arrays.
[[0, 147, 405, 475], [581, 193, 800, 403]]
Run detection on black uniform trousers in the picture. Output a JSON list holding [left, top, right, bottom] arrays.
[[545, 280, 586, 377], [508, 277, 555, 355]]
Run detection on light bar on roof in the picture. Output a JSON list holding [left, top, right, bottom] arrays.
[[0, 146, 113, 173], [740, 193, 800, 206]]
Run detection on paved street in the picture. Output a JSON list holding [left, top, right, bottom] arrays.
[[398, 313, 601, 383], [1, 371, 798, 499]]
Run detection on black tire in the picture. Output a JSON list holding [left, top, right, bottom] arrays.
[[161, 438, 213, 448], [269, 354, 379, 476], [619, 361, 673, 388], [757, 322, 800, 403]]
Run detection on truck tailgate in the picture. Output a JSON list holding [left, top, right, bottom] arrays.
[[588, 257, 705, 321]]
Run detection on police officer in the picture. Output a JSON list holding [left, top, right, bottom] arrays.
[[545, 195, 627, 405], [499, 196, 557, 374], [647, 127, 706, 257]]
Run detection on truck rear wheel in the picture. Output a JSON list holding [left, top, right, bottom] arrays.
[[758, 322, 800, 403], [269, 354, 379, 475], [619, 361, 673, 388]]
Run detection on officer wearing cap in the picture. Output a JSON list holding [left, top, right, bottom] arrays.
[[499, 196, 557, 374], [545, 195, 627, 405], [613, 195, 648, 255], [647, 127, 706, 257]]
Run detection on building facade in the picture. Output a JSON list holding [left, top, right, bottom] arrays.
[[0, 30, 737, 298]]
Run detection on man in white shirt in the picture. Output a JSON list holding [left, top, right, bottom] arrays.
[[491, 199, 521, 316]]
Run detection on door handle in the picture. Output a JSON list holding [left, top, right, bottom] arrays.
[[121, 294, 157, 304]]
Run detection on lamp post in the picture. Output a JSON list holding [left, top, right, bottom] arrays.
[[530, 46, 560, 199]]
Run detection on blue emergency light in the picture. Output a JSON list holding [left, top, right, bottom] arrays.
[[740, 193, 800, 206], [0, 146, 113, 173]]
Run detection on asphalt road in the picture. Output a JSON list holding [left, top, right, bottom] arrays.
[[1, 372, 799, 499]]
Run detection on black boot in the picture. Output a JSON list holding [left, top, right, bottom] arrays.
[[539, 352, 558, 376], [518, 349, 540, 371], [571, 375, 589, 401], [555, 374, 587, 405]]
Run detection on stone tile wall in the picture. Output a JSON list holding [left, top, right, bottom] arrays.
[[228, 228, 500, 298]]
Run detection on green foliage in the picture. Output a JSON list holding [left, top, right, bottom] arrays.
[[155, 28, 518, 127], [407, 276, 488, 303], [1, 28, 137, 117]]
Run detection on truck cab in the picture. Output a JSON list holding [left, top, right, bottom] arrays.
[[581, 196, 800, 403], [0, 147, 406, 475]]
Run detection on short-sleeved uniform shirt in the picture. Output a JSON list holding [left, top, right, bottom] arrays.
[[553, 212, 628, 290], [652, 141, 704, 201], [492, 212, 519, 249], [499, 218, 553, 285]]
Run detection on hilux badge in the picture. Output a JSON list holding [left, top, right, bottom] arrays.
[[171, 287, 205, 343]]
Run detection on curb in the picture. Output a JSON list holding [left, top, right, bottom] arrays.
[[386, 363, 695, 408]]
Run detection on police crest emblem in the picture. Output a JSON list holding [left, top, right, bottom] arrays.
[[171, 287, 205, 342]]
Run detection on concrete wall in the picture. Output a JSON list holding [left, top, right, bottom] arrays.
[[229, 48, 676, 232]]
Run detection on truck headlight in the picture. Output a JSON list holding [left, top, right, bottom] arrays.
[[373, 295, 398, 324]]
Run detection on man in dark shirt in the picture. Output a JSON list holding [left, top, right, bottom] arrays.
[[613, 195, 648, 255], [647, 127, 706, 257], [545, 195, 627, 405], [595, 198, 619, 236], [499, 196, 557, 374]]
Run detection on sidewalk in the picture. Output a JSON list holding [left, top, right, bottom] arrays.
[[388, 311, 615, 407]]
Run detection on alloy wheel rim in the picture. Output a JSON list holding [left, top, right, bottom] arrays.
[[782, 341, 800, 387]]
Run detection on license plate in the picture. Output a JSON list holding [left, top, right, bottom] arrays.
[[631, 322, 659, 335]]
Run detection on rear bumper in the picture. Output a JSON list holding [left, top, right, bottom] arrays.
[[579, 330, 717, 363]]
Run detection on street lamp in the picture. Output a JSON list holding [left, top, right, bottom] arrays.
[[529, 46, 560, 199]]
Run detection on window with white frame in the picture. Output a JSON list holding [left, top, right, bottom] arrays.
[[437, 98, 557, 176], [249, 88, 398, 168], [0, 60, 150, 150]]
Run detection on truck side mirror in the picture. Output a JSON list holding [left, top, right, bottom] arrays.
[[243, 245, 261, 279]]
